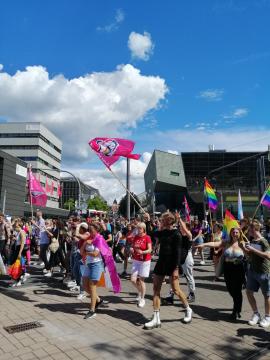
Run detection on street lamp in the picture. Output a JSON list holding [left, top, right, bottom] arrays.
[[40, 168, 81, 210]]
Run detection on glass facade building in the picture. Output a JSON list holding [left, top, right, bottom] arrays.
[[144, 150, 269, 218]]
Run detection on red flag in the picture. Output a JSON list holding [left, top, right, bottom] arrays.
[[89, 137, 141, 169], [183, 196, 191, 223], [28, 169, 47, 207], [50, 180, 54, 195], [57, 182, 62, 197], [45, 177, 51, 193]]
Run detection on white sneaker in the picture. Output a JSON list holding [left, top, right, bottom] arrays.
[[67, 280, 77, 288], [12, 281, 22, 287], [69, 285, 80, 293], [138, 298, 146, 308], [77, 292, 86, 301], [43, 268, 48, 274], [135, 293, 141, 301], [39, 262, 45, 266], [183, 307, 193, 323], [259, 317, 270, 328], [144, 311, 161, 329], [44, 272, 52, 277], [200, 261, 205, 265], [248, 313, 261, 326], [24, 273, 30, 278]]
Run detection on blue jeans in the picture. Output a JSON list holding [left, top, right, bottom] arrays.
[[71, 251, 83, 286]]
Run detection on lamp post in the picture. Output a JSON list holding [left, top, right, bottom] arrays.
[[39, 168, 81, 210]]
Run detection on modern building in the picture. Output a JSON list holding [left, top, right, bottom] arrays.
[[60, 177, 101, 210], [0, 122, 62, 209], [144, 149, 270, 218], [0, 149, 28, 217]]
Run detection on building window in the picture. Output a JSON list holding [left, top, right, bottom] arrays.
[[170, 171, 180, 176]]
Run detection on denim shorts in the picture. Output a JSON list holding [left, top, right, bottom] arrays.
[[83, 261, 104, 281], [194, 236, 204, 245], [246, 269, 270, 296]]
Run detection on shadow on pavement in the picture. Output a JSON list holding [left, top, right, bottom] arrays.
[[190, 304, 247, 324], [92, 331, 205, 360], [237, 327, 270, 349], [0, 287, 36, 302]]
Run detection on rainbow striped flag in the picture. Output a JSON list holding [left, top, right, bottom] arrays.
[[204, 179, 218, 211], [222, 209, 239, 240], [261, 185, 270, 208]]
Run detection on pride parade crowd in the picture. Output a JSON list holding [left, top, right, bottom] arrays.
[[0, 208, 270, 330]]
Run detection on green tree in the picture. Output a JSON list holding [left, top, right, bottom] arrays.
[[119, 193, 141, 217], [64, 198, 75, 211], [87, 196, 109, 211]]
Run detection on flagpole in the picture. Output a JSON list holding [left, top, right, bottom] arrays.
[[252, 181, 270, 220], [108, 167, 146, 215]]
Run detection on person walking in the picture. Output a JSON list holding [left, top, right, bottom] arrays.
[[144, 212, 192, 329], [197, 227, 246, 320], [130, 222, 152, 308], [245, 220, 270, 328]]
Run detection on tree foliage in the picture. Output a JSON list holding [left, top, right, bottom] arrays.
[[119, 193, 141, 217], [64, 198, 75, 210], [87, 196, 109, 211]]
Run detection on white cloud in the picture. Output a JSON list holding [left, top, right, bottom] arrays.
[[0, 64, 3, 71], [67, 152, 152, 203], [0, 64, 167, 165], [144, 127, 270, 153], [223, 107, 249, 119], [128, 31, 154, 61], [97, 9, 125, 32], [167, 150, 179, 155], [198, 88, 224, 101]]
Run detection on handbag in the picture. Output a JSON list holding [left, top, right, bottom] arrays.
[[8, 258, 22, 280], [215, 253, 224, 277], [49, 232, 60, 254]]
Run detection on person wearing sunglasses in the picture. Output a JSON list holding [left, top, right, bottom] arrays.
[[196, 227, 246, 320]]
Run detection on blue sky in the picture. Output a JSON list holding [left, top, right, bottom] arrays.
[[1, 0, 270, 200]]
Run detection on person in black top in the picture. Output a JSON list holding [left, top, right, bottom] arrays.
[[163, 216, 195, 304], [144, 212, 193, 330]]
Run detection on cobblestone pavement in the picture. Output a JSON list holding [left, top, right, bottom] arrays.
[[0, 256, 269, 360]]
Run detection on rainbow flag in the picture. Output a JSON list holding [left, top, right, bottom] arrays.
[[204, 179, 218, 210], [222, 209, 239, 240], [261, 185, 270, 208]]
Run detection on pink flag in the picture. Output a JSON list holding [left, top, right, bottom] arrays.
[[28, 169, 47, 207], [93, 233, 121, 293], [89, 137, 141, 168], [183, 196, 191, 223], [45, 177, 51, 193], [57, 182, 62, 197], [50, 180, 54, 195]]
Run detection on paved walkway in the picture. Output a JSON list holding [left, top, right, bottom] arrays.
[[0, 257, 269, 360]]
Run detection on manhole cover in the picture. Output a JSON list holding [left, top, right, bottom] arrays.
[[4, 321, 43, 334]]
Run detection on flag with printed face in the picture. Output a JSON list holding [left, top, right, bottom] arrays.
[[89, 137, 141, 168], [28, 169, 47, 207]]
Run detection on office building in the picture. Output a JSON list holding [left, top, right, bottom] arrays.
[[60, 177, 101, 210], [0, 150, 27, 217], [0, 122, 62, 209], [144, 149, 270, 218]]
